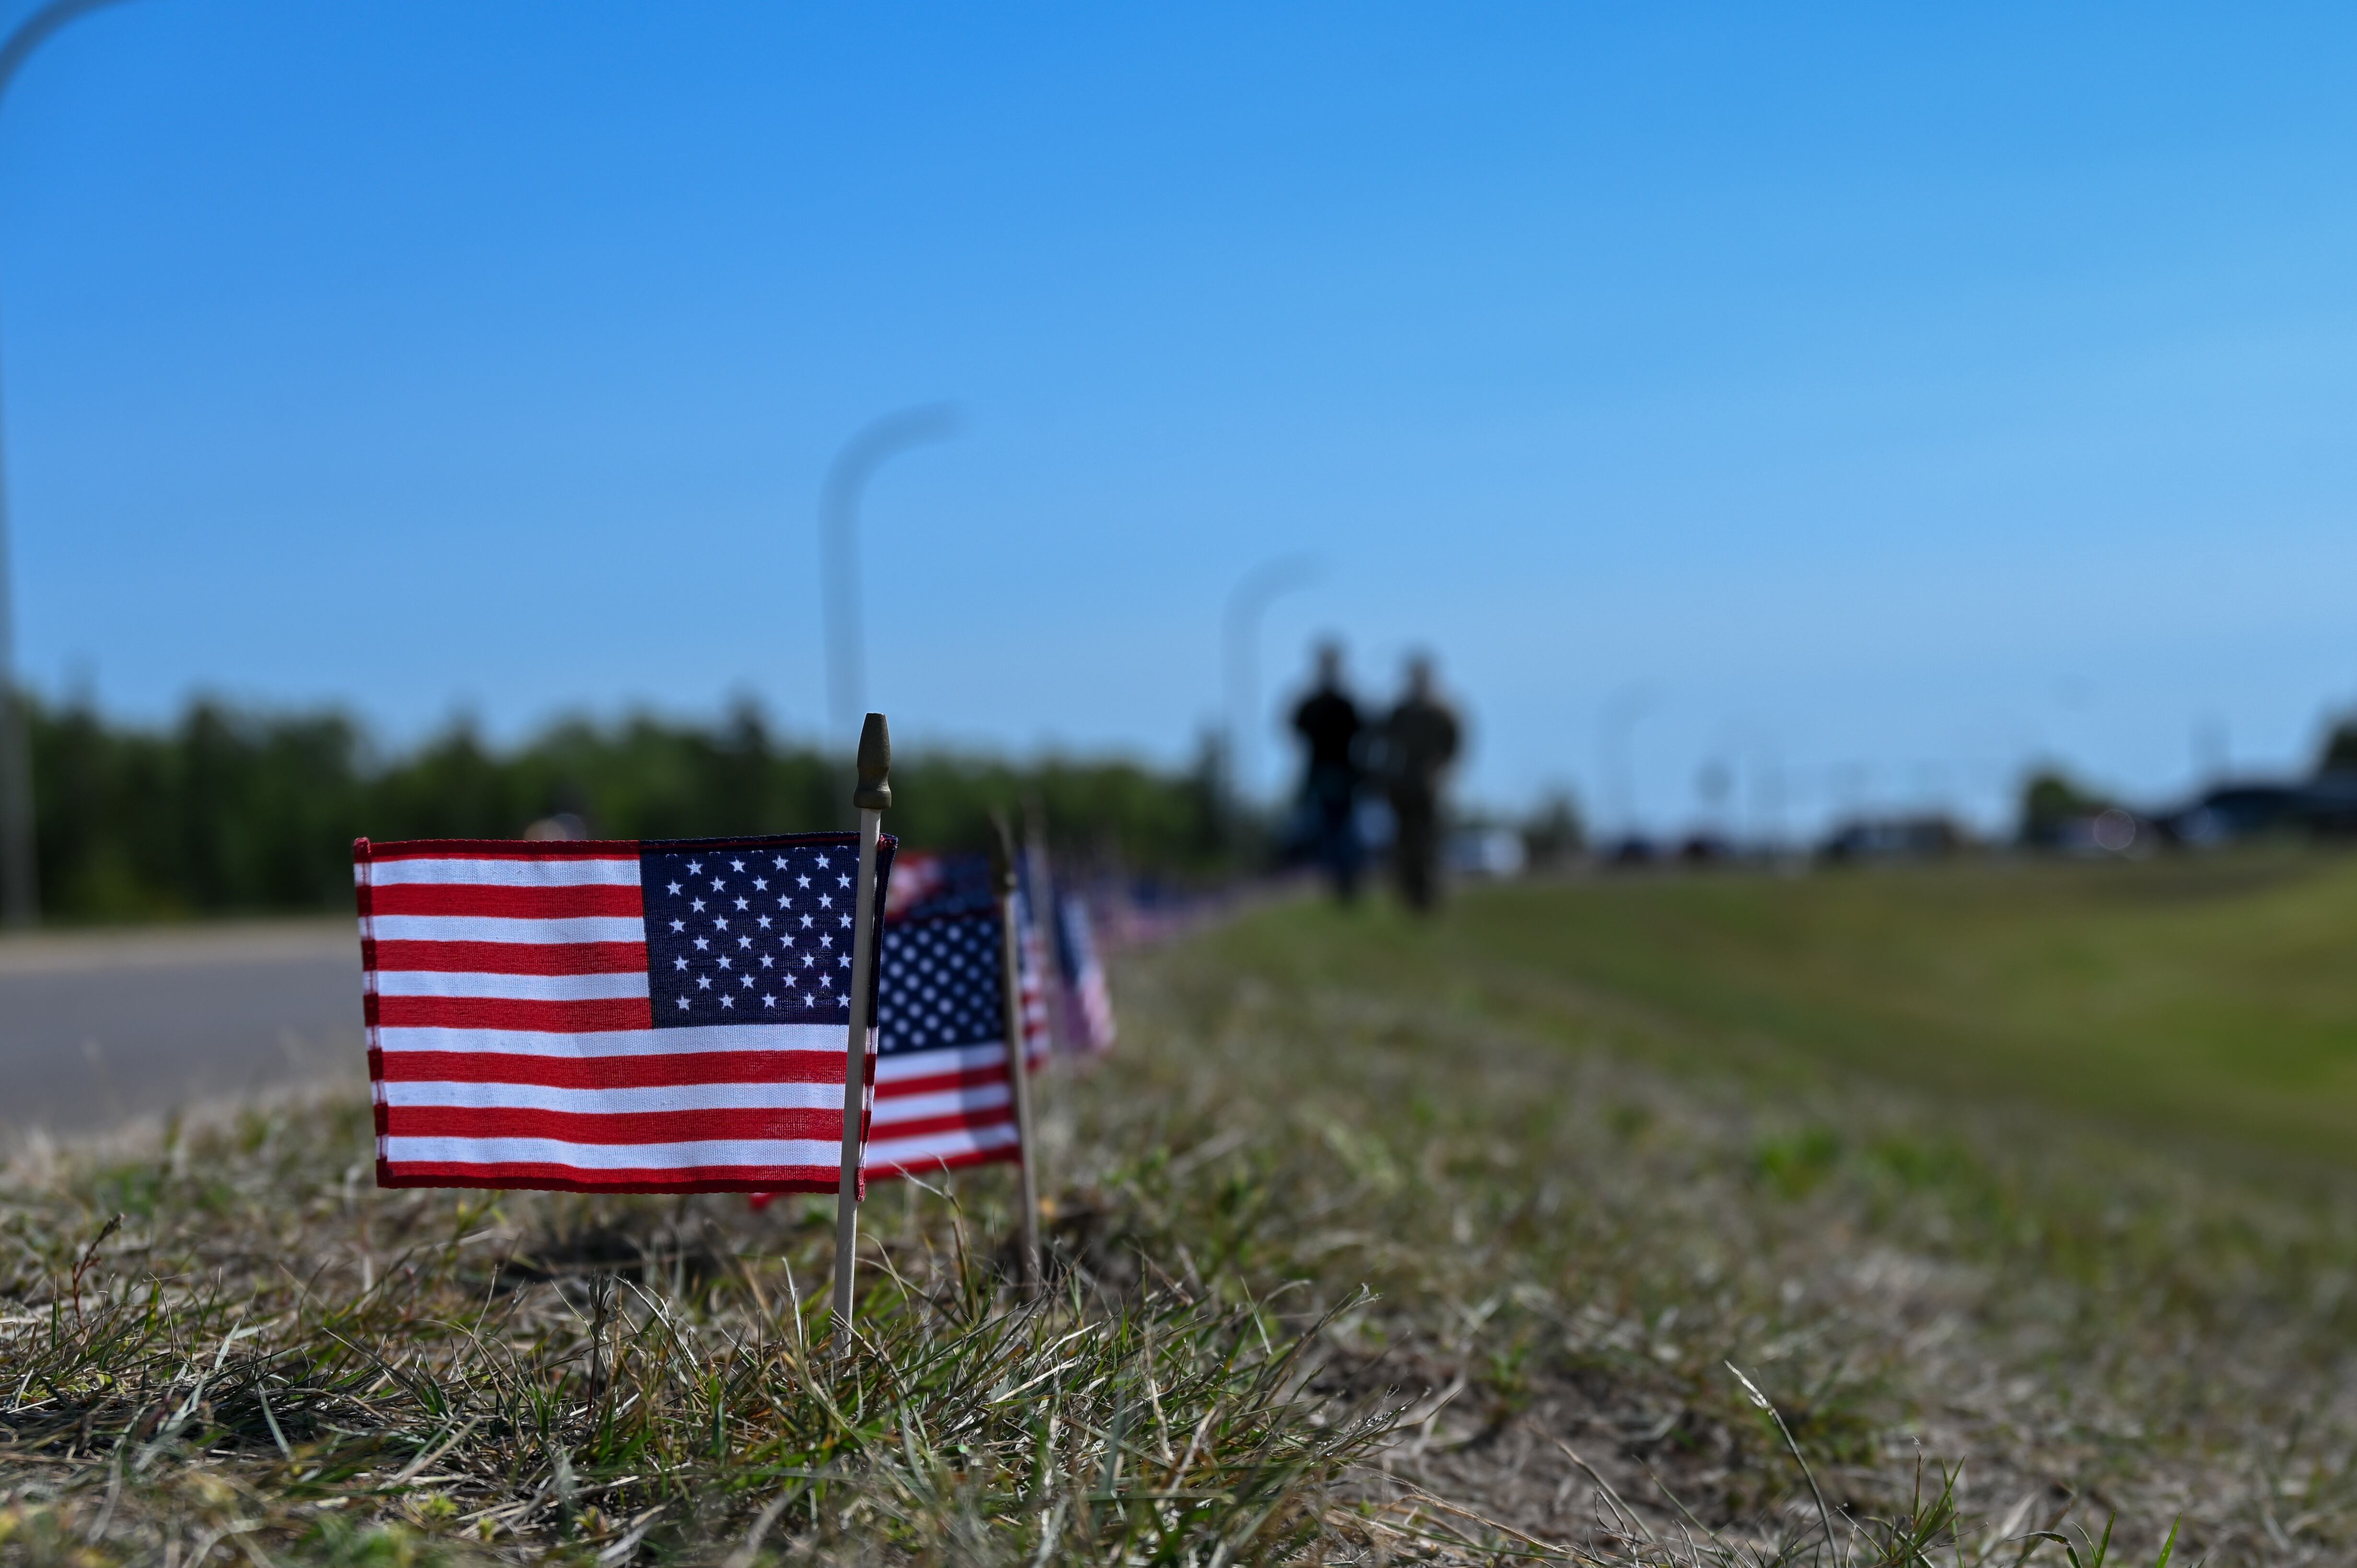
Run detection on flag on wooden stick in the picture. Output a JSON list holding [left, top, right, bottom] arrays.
[[354, 831, 895, 1194], [1052, 890, 1117, 1057], [862, 850, 1047, 1179]]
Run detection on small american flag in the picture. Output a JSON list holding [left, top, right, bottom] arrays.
[[355, 832, 893, 1194], [1054, 892, 1117, 1056], [864, 851, 1047, 1180]]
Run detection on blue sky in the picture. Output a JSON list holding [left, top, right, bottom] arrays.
[[7, 1, 2357, 836]]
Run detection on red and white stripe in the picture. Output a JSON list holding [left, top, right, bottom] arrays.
[[867, 1038, 1023, 1177], [1019, 912, 1053, 1065], [1061, 894, 1118, 1057], [356, 838, 866, 1194]]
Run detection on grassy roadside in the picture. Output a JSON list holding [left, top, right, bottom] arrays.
[[7, 865, 2357, 1563], [1141, 883, 2357, 1564], [0, 1092, 1399, 1566], [1424, 850, 2357, 1163]]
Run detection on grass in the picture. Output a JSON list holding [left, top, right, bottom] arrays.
[[9, 853, 2357, 1563], [0, 1103, 1398, 1565], [1413, 849, 2357, 1162]]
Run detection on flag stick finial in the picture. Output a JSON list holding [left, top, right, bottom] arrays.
[[854, 712, 892, 811]]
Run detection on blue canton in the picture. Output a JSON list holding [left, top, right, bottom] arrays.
[[641, 837, 869, 1027], [878, 910, 1008, 1057]]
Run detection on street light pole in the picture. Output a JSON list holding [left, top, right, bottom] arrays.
[[1220, 553, 1318, 809], [0, 0, 146, 928], [1597, 684, 1657, 845], [817, 404, 958, 770]]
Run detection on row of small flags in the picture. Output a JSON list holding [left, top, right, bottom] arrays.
[[352, 802, 1111, 1202]]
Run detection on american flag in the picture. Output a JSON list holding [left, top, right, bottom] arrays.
[[864, 851, 1048, 1180], [355, 833, 893, 1194], [1054, 891, 1117, 1056]]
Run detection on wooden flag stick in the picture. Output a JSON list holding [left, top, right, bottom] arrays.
[[992, 815, 1042, 1289], [1021, 795, 1069, 1058], [832, 711, 891, 1351]]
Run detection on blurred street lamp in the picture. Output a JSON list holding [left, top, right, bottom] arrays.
[[817, 403, 959, 751], [1712, 714, 1787, 850], [1597, 684, 1657, 842], [1220, 553, 1318, 807], [0, 0, 147, 928]]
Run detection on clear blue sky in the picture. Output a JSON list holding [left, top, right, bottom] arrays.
[[8, 1, 2357, 837]]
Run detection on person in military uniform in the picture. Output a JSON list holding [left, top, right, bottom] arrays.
[[1290, 641, 1365, 901], [1377, 653, 1461, 912]]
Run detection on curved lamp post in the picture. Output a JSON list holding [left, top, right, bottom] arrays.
[[1596, 683, 1658, 844], [0, 0, 147, 928], [817, 403, 959, 755], [1220, 553, 1319, 808]]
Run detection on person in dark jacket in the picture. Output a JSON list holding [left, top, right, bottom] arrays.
[[1378, 653, 1461, 912], [1290, 641, 1365, 901]]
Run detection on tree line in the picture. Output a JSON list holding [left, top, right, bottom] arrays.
[[25, 694, 1235, 922]]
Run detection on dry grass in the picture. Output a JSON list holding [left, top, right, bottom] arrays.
[[0, 1089, 1400, 1565], [10, 881, 2357, 1563], [1144, 893, 2357, 1567]]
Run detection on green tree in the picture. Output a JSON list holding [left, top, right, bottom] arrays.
[[23, 694, 1245, 922], [2317, 716, 2357, 776], [2018, 768, 2112, 846]]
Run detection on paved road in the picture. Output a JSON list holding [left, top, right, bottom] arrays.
[[0, 921, 367, 1136]]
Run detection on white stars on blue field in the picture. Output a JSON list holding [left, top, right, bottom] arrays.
[[877, 909, 1008, 1057], [641, 837, 881, 1026]]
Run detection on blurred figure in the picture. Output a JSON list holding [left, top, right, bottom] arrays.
[[1379, 653, 1461, 912], [1290, 640, 1366, 901]]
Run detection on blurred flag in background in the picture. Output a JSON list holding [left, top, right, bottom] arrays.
[[863, 851, 1047, 1179], [1054, 892, 1116, 1058]]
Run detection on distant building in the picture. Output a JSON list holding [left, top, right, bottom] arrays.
[[1677, 831, 1734, 864], [2046, 807, 2150, 857], [2160, 784, 2299, 847], [2047, 710, 2357, 849], [1598, 834, 1659, 868], [2159, 775, 2357, 844], [1447, 825, 1528, 879], [1818, 815, 1971, 862]]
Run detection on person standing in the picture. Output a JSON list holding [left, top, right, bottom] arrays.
[[1379, 653, 1461, 913], [1290, 641, 1365, 901]]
